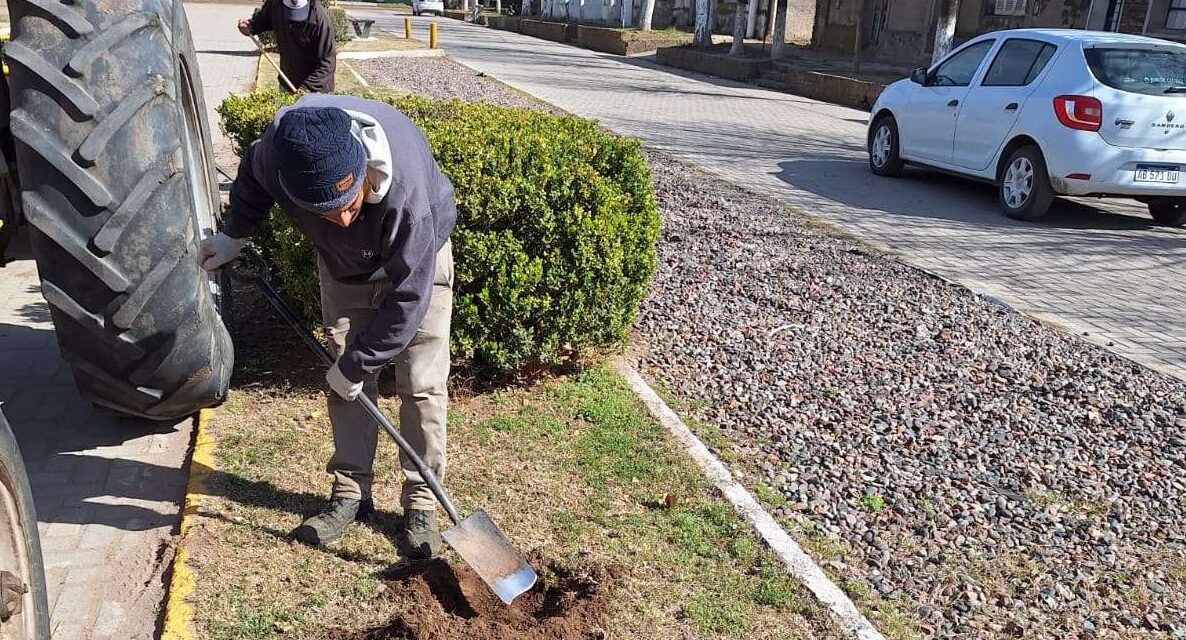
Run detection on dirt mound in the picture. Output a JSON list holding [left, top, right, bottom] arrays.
[[330, 553, 615, 640]]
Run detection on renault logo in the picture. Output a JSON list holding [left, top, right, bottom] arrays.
[[1169, 111, 1177, 122]]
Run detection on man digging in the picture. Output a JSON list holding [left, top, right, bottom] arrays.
[[199, 95, 456, 559]]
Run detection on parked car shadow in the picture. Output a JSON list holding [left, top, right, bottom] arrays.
[[774, 158, 1170, 233]]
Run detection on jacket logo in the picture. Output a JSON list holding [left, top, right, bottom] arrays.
[[335, 173, 355, 194], [362, 249, 375, 260]]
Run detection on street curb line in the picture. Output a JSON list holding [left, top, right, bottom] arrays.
[[161, 408, 216, 640], [613, 357, 885, 640]]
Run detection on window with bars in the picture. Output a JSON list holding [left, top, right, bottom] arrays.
[[994, 0, 1026, 16], [1169, 0, 1186, 30]]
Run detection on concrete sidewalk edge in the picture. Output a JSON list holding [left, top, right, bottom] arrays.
[[612, 357, 886, 640], [160, 409, 216, 640]]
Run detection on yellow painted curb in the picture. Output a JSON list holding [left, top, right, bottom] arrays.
[[161, 408, 216, 640]]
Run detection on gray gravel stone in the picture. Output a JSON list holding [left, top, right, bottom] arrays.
[[633, 153, 1186, 638], [355, 55, 1186, 639]]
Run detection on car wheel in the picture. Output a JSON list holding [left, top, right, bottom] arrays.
[[999, 146, 1054, 221], [1148, 199, 1186, 226], [868, 116, 905, 177], [0, 409, 50, 640]]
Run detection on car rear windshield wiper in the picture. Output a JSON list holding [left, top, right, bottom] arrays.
[[1164, 86, 1186, 93]]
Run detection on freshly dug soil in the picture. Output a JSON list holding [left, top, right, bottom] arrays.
[[329, 553, 615, 640]]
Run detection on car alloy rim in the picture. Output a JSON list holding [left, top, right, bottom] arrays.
[[1003, 157, 1033, 209], [871, 125, 891, 167]]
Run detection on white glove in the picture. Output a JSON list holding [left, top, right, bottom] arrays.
[[326, 359, 363, 401], [198, 232, 249, 272]]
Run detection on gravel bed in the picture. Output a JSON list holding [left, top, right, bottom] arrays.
[[636, 159, 1186, 638], [359, 56, 1186, 638], [357, 57, 560, 112]]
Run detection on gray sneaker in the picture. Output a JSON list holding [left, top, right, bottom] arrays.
[[292, 497, 373, 546], [402, 509, 442, 560]]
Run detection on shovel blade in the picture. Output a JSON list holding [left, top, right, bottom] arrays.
[[442, 508, 537, 605]]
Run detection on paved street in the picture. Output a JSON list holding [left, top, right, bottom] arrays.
[[0, 5, 253, 638], [355, 11, 1186, 382]]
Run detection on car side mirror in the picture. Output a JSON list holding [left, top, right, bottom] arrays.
[[910, 67, 929, 85]]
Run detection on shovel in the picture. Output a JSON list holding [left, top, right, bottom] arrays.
[[232, 254, 538, 605], [249, 34, 299, 93]]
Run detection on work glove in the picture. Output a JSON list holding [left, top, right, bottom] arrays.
[[198, 232, 249, 272], [326, 359, 363, 401]]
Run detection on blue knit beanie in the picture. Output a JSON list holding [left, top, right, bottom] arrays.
[[274, 107, 367, 214]]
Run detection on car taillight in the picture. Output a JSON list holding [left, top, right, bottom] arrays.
[[1054, 95, 1102, 132]]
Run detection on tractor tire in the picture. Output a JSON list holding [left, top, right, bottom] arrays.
[[5, 0, 232, 420], [0, 408, 50, 640], [0, 75, 21, 262]]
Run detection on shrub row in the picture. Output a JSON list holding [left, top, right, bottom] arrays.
[[217, 90, 660, 377]]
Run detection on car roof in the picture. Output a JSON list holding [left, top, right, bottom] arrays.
[[968, 28, 1186, 49]]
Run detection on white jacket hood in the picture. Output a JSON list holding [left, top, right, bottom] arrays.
[[344, 108, 393, 204]]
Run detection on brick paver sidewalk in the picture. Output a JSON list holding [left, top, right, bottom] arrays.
[[355, 12, 1186, 382], [0, 5, 253, 638]]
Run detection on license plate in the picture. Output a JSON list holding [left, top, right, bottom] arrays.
[[1135, 164, 1180, 184]]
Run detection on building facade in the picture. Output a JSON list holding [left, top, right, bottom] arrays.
[[811, 0, 1184, 67]]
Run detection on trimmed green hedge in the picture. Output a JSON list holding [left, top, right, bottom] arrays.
[[217, 90, 660, 377]]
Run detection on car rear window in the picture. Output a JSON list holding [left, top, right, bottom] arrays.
[[982, 39, 1057, 87], [1085, 47, 1186, 96]]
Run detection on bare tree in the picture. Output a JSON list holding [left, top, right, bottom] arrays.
[[851, 0, 865, 73], [639, 0, 656, 30], [729, 0, 749, 55], [931, 0, 961, 64], [693, 0, 712, 47], [770, 0, 787, 59]]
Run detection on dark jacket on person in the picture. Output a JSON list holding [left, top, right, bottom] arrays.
[[249, 0, 337, 93], [223, 94, 457, 380]]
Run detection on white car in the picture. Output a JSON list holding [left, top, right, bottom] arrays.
[[411, 0, 444, 15], [868, 29, 1186, 226]]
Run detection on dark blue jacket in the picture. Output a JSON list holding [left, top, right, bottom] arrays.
[[224, 94, 456, 380]]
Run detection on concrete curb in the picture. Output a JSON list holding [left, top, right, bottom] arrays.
[[160, 409, 216, 640], [612, 357, 885, 640]]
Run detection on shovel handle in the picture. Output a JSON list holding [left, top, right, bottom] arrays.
[[245, 262, 463, 526], [249, 35, 300, 94]]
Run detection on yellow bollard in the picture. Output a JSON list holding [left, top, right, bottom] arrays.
[[429, 22, 438, 49], [405, 17, 412, 40]]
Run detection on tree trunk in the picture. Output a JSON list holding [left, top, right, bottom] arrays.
[[640, 0, 656, 30], [693, 0, 712, 47], [729, 0, 748, 55], [852, 0, 864, 73], [931, 0, 961, 64], [495, 0, 502, 13], [770, 0, 787, 59], [745, 0, 758, 38], [620, 0, 632, 26]]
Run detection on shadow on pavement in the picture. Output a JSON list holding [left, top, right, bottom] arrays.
[[774, 158, 1172, 234], [0, 322, 189, 533]]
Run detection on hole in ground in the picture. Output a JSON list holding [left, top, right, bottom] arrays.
[[326, 552, 617, 640]]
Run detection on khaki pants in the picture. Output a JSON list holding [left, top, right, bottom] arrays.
[[319, 240, 453, 511]]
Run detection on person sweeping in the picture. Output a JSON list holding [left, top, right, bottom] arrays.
[[199, 94, 456, 559], [238, 0, 336, 93]]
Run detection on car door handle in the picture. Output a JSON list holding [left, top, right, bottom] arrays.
[[1005, 102, 1019, 111], [947, 100, 959, 107]]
